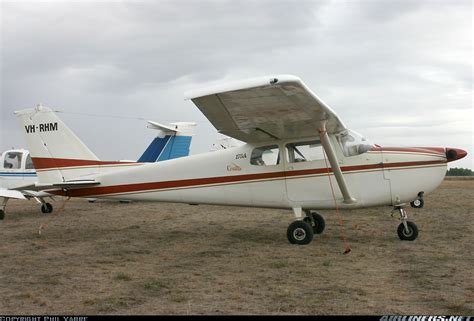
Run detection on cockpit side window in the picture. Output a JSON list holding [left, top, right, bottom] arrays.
[[3, 152, 23, 169], [250, 145, 280, 166], [25, 154, 35, 169], [286, 140, 324, 163]]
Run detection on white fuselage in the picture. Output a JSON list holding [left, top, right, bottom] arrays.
[[49, 135, 447, 210]]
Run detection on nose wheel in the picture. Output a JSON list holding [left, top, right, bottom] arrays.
[[395, 206, 418, 241], [397, 221, 418, 240]]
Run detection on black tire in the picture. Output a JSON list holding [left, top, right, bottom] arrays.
[[303, 212, 326, 234], [287, 221, 314, 245], [41, 203, 53, 214], [410, 199, 424, 208], [311, 212, 325, 234], [397, 221, 418, 241], [0, 210, 5, 220]]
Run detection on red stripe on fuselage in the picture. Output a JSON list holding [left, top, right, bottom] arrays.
[[49, 159, 446, 198], [370, 147, 446, 155], [32, 157, 135, 170], [33, 148, 446, 171]]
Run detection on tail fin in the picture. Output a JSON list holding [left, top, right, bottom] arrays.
[[15, 104, 99, 183], [137, 121, 196, 162]]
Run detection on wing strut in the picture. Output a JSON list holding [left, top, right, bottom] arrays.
[[318, 122, 356, 204]]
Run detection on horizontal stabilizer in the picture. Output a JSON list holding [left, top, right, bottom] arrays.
[[147, 121, 182, 134], [147, 121, 196, 138], [13, 180, 100, 192], [52, 180, 100, 188]]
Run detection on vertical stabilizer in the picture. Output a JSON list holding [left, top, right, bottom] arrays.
[[15, 105, 99, 183]]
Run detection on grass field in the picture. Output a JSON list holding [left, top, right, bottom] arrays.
[[0, 179, 473, 315]]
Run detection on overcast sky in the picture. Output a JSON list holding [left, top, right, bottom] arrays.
[[1, 0, 472, 169]]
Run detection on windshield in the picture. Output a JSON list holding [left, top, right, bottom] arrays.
[[337, 130, 374, 157]]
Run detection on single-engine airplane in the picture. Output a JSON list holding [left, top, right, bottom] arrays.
[[0, 119, 195, 220], [13, 75, 467, 244]]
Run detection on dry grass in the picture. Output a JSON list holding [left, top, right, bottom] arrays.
[[0, 180, 472, 315]]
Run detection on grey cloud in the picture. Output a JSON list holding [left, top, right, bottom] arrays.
[[2, 1, 323, 91]]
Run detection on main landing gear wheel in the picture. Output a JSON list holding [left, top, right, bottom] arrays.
[[0, 210, 5, 220], [303, 211, 326, 234], [287, 221, 314, 245], [41, 203, 53, 214], [397, 221, 418, 241], [410, 199, 424, 209]]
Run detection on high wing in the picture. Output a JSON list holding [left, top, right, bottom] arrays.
[[0, 189, 27, 200], [185, 75, 347, 143]]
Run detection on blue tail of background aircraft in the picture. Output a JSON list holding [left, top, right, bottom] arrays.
[[138, 121, 196, 162], [138, 135, 192, 162]]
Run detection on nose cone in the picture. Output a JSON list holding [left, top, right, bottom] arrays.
[[445, 148, 468, 162]]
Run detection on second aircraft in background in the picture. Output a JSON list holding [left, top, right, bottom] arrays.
[[0, 118, 196, 219]]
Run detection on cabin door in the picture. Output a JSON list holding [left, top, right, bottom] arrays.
[[284, 139, 336, 205]]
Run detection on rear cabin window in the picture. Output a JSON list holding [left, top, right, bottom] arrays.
[[25, 154, 35, 169], [286, 140, 325, 163], [3, 152, 23, 169], [250, 145, 280, 166]]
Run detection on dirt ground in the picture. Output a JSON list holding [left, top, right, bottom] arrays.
[[0, 179, 473, 315]]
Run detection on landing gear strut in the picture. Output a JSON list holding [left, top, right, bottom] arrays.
[[395, 206, 418, 241]]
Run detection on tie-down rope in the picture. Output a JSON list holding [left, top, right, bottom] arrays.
[[319, 129, 351, 255], [38, 197, 71, 235]]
